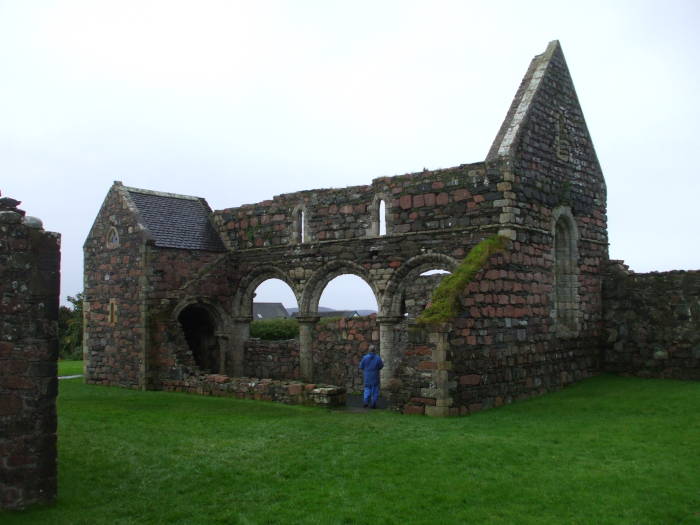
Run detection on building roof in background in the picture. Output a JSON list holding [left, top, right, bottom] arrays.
[[125, 187, 225, 252], [253, 302, 289, 319]]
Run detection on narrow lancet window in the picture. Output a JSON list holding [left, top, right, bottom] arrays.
[[379, 200, 386, 236], [299, 209, 305, 243]]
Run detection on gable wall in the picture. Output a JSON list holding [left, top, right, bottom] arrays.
[[83, 186, 148, 388]]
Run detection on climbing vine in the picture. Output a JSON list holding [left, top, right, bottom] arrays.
[[416, 235, 509, 326]]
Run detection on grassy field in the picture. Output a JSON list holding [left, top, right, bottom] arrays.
[[3, 363, 699, 524], [57, 360, 84, 377]]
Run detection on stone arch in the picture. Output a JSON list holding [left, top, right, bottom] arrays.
[[232, 265, 299, 318], [300, 260, 380, 314], [368, 193, 392, 237], [173, 298, 228, 373], [551, 206, 580, 337], [382, 253, 460, 317]]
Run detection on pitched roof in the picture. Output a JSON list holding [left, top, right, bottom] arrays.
[[125, 187, 225, 251], [253, 302, 289, 319]]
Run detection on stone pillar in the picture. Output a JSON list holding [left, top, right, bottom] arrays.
[[296, 316, 319, 382], [0, 195, 60, 509], [377, 316, 402, 386], [229, 316, 251, 377], [425, 324, 455, 417], [215, 332, 229, 375]]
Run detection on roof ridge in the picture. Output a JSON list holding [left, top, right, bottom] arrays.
[[124, 185, 204, 202]]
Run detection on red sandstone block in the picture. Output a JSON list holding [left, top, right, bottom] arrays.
[[304, 384, 316, 390], [460, 374, 481, 385], [424, 193, 436, 206], [403, 405, 425, 415], [468, 403, 483, 413], [288, 384, 302, 395], [417, 361, 436, 370], [399, 194, 412, 210], [431, 181, 444, 190], [0, 342, 14, 357], [436, 193, 449, 205], [413, 194, 425, 207], [453, 188, 470, 202]]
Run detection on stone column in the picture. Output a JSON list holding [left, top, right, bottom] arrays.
[[229, 316, 251, 377], [377, 316, 402, 386], [425, 323, 454, 417], [296, 316, 319, 382], [214, 332, 229, 375]]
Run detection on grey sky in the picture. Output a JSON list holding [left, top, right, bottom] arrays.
[[2, 0, 698, 309]]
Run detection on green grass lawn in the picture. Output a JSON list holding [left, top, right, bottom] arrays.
[[57, 360, 84, 377], [4, 370, 699, 524]]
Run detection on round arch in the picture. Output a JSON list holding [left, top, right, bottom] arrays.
[[232, 265, 299, 318], [381, 253, 460, 316], [300, 260, 380, 314], [173, 297, 228, 373]]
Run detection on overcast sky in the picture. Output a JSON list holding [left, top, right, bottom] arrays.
[[2, 0, 699, 310]]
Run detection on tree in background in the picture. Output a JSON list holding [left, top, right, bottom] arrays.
[[58, 293, 83, 360]]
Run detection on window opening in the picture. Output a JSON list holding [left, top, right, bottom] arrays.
[[379, 200, 386, 236], [106, 227, 119, 249]]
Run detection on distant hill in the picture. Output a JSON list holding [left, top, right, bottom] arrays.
[[286, 306, 377, 316]]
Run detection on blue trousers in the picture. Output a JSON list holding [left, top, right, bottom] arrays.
[[363, 384, 380, 407]]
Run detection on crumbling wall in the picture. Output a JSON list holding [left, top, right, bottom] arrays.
[[244, 339, 299, 380], [0, 195, 60, 509], [213, 161, 499, 250], [145, 247, 233, 387], [603, 262, 700, 380]]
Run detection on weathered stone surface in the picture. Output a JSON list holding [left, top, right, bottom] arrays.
[[603, 262, 700, 380], [0, 195, 60, 510], [87, 41, 700, 420]]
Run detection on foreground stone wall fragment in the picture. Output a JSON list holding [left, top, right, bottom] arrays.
[[0, 194, 60, 509]]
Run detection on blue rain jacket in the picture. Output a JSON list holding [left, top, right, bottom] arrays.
[[359, 352, 384, 386]]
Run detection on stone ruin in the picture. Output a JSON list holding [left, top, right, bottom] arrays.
[[3, 39, 698, 512], [0, 194, 60, 509], [81, 40, 698, 416]]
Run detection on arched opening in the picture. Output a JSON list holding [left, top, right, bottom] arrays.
[[252, 278, 298, 320], [313, 273, 381, 405], [317, 274, 378, 315], [178, 304, 219, 373], [553, 210, 579, 335], [379, 200, 387, 236]]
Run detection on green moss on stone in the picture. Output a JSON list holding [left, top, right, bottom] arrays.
[[416, 235, 509, 326]]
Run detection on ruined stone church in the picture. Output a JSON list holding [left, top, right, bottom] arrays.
[[83, 41, 699, 415]]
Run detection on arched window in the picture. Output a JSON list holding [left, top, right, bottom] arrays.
[[293, 205, 307, 244], [106, 227, 119, 249], [379, 200, 387, 236], [553, 208, 579, 336], [370, 194, 390, 237]]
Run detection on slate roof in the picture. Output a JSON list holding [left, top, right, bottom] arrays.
[[253, 303, 289, 319], [126, 188, 225, 251]]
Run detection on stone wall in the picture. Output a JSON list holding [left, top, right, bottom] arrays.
[[84, 184, 148, 388], [603, 262, 700, 380], [312, 316, 379, 393], [244, 339, 299, 380], [161, 374, 345, 407], [0, 195, 60, 509], [213, 161, 499, 250]]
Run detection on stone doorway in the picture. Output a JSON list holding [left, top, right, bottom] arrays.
[[178, 304, 220, 373]]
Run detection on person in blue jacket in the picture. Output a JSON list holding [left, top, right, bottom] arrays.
[[359, 345, 384, 409]]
